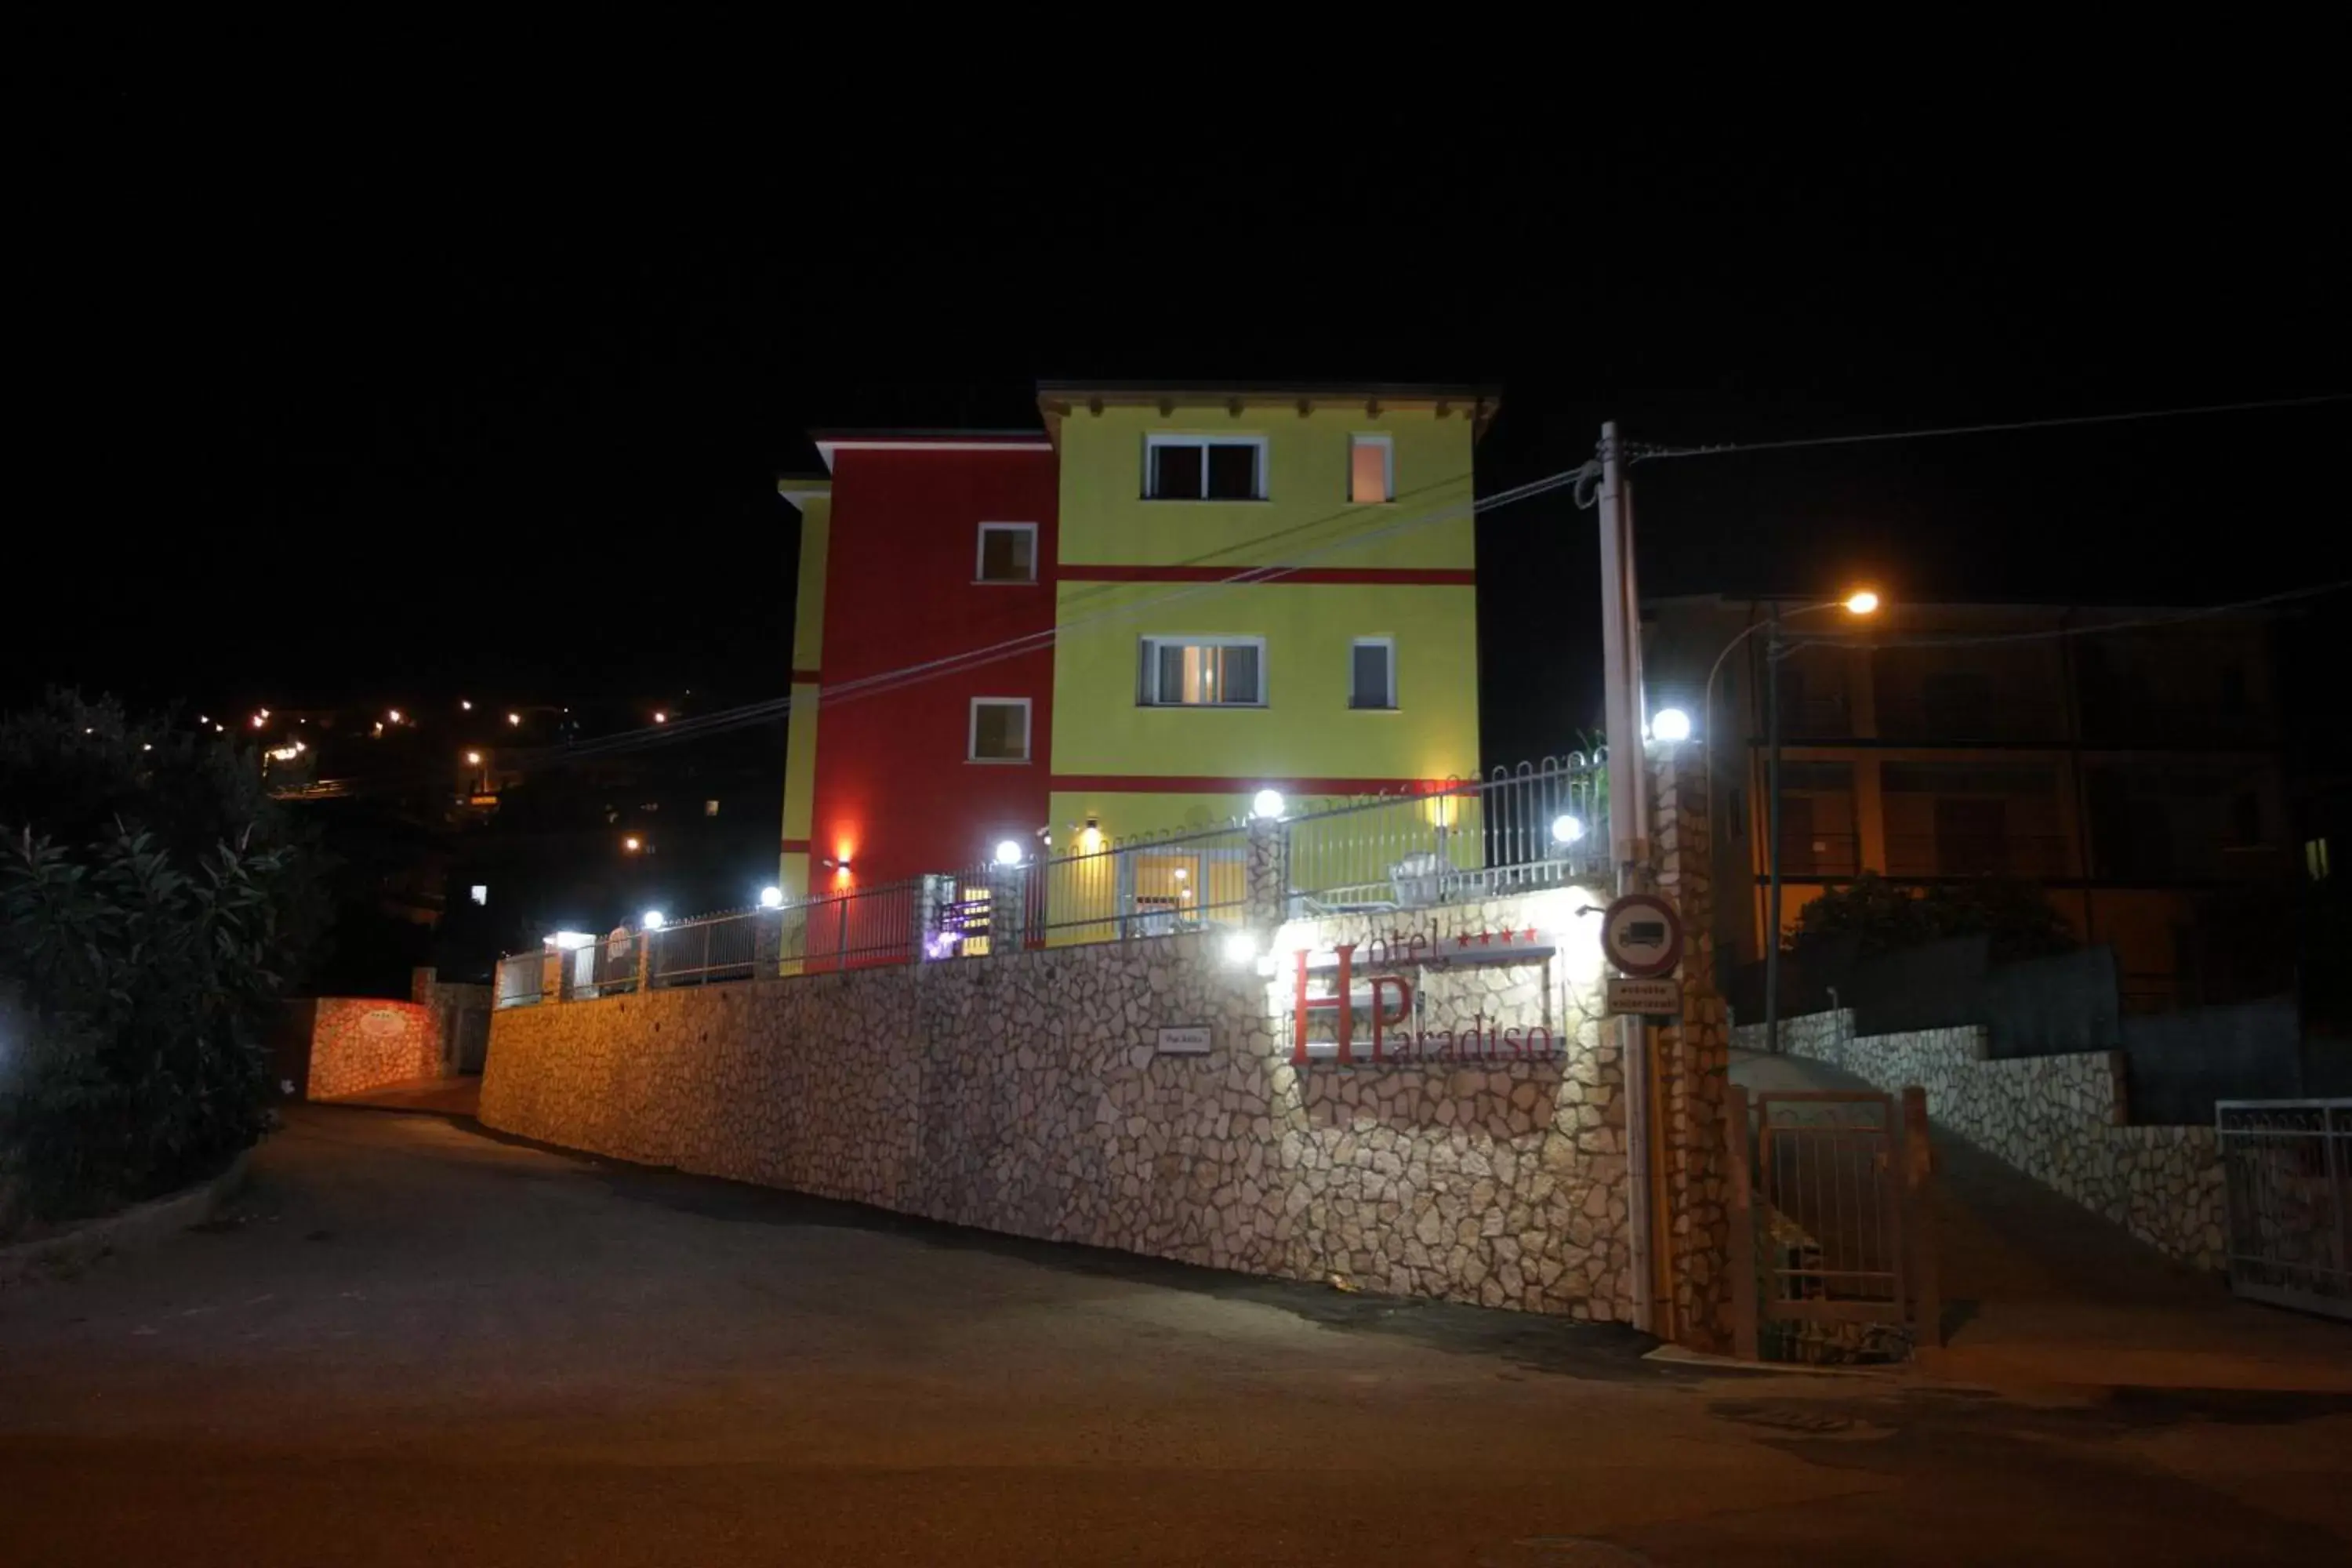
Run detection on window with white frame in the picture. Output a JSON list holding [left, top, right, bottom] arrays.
[[975, 521, 1037, 583], [1138, 637, 1265, 706], [1144, 435, 1267, 501], [1349, 637, 1396, 710], [968, 698, 1031, 762], [1348, 434, 1393, 503]]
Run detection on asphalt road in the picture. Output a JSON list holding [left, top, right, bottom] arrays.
[[2, 1105, 2347, 1566]]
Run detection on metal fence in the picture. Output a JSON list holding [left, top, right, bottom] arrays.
[[1282, 760, 1607, 911], [495, 755, 1610, 1007], [1726, 1083, 1939, 1363], [2217, 1099, 2350, 1320]]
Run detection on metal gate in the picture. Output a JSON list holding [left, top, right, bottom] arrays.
[[1726, 1085, 1940, 1362], [2216, 1099, 2350, 1320]]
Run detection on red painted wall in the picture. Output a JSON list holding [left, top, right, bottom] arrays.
[[811, 445, 1057, 886]]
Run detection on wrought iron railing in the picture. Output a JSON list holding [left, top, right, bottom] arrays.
[[494, 756, 1610, 1005], [1281, 760, 1607, 911]]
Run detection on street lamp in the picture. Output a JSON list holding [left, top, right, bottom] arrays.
[[993, 839, 1023, 867], [1693, 593, 1880, 1053]]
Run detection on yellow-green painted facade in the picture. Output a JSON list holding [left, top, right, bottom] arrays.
[[776, 481, 830, 906], [1042, 390, 1488, 848]]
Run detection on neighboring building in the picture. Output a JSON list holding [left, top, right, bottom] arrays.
[[777, 383, 1498, 905], [1644, 596, 2295, 1012]]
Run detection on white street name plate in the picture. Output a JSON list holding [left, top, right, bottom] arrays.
[[1605, 977, 1682, 1018], [1156, 1025, 1212, 1056]]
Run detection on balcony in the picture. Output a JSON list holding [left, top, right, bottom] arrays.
[[1883, 833, 2074, 879], [1873, 694, 2068, 744]]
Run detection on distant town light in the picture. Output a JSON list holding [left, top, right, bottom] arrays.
[[459, 699, 473, 711], [387, 709, 403, 724], [465, 750, 483, 766], [1844, 590, 1881, 615], [141, 742, 152, 752], [759, 886, 785, 909], [1552, 814, 1587, 845], [1251, 789, 1286, 820], [993, 839, 1024, 866], [470, 884, 488, 906], [252, 714, 267, 728], [653, 710, 668, 724], [623, 835, 642, 852], [1651, 707, 1693, 742], [507, 712, 522, 727], [641, 910, 666, 931]]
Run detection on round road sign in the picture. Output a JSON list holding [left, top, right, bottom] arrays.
[[1599, 893, 1683, 978]]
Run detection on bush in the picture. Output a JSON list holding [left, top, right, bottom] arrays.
[[1792, 869, 2077, 966], [0, 694, 323, 1224]]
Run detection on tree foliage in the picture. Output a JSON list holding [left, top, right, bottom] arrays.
[[1791, 870, 2077, 966], [0, 693, 325, 1225]]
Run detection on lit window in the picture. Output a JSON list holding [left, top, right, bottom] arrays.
[[1349, 638, 1396, 710], [1144, 435, 1266, 501], [470, 884, 488, 906], [975, 522, 1038, 583], [1349, 434, 1393, 503], [704, 799, 720, 818], [1138, 637, 1265, 706], [969, 698, 1031, 762]]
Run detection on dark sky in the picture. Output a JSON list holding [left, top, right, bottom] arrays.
[[16, 71, 2346, 772]]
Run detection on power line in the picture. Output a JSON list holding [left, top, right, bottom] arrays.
[[1773, 579, 2351, 657], [1630, 393, 2348, 463], [289, 463, 1596, 796]]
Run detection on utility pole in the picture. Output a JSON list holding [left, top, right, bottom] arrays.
[[1594, 421, 1656, 1336], [1762, 606, 1785, 1054]]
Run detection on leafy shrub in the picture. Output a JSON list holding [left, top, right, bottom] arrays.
[[1792, 869, 2077, 965], [0, 694, 322, 1224]]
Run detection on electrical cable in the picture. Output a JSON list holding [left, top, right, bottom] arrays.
[[1629, 393, 2347, 463], [282, 462, 1598, 797], [1769, 579, 2351, 658]]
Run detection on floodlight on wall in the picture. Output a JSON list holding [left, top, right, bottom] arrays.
[[1552, 814, 1586, 845], [641, 910, 666, 931], [1251, 789, 1285, 820], [1650, 707, 1693, 742], [994, 839, 1024, 866], [759, 886, 784, 909]]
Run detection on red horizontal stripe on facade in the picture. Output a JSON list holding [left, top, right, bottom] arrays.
[[1048, 775, 1450, 796], [790, 669, 822, 684], [1054, 565, 1475, 586], [780, 837, 812, 853]]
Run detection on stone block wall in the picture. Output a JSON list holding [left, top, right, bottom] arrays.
[[306, 999, 439, 1100], [1649, 743, 1732, 1350], [485, 887, 1645, 1322], [1735, 1010, 2226, 1271]]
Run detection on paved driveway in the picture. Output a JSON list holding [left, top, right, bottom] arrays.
[[2, 1105, 2347, 1565]]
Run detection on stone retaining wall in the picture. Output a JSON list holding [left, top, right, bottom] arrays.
[[1734, 1010, 2225, 1271], [306, 999, 439, 1100], [485, 888, 1646, 1320]]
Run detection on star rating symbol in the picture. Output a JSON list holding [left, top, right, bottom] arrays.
[[1499, 927, 1515, 944], [1477, 930, 1494, 947], [1523, 927, 1538, 945], [1455, 933, 1475, 950]]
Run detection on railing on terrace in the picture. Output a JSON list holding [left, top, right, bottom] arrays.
[[494, 757, 1609, 1006], [1282, 759, 1608, 911]]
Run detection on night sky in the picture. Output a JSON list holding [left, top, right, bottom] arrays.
[[16, 76, 2346, 776]]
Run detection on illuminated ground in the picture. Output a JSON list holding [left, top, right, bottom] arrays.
[[2, 1105, 2346, 1566]]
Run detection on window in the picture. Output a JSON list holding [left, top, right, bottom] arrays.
[[1349, 435, 1392, 503], [1138, 637, 1265, 706], [1348, 637, 1396, 710], [704, 799, 720, 817], [1145, 435, 1266, 500], [975, 522, 1037, 583], [968, 698, 1030, 762]]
